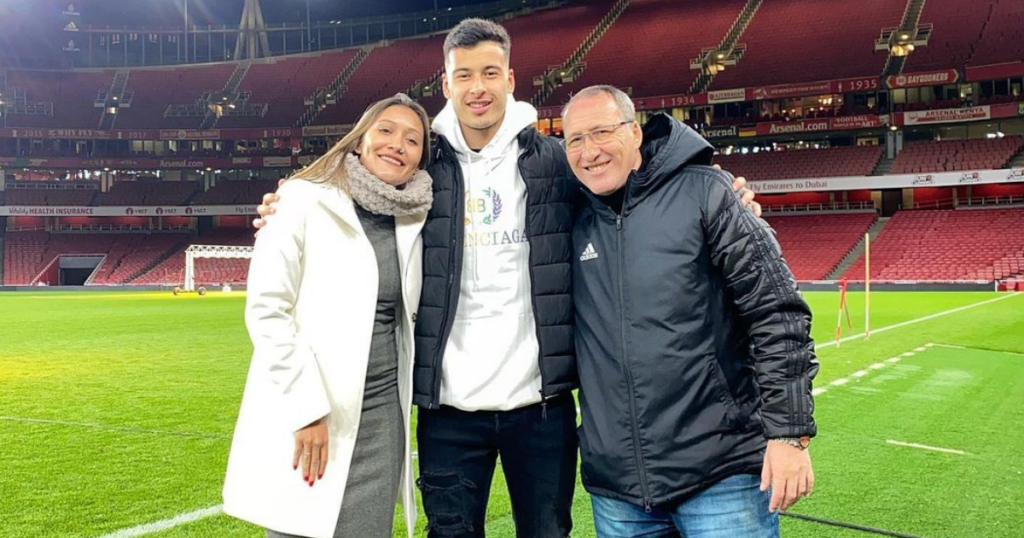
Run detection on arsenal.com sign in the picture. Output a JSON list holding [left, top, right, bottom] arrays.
[[757, 119, 831, 136]]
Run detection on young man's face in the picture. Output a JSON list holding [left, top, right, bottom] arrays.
[[443, 42, 515, 145]]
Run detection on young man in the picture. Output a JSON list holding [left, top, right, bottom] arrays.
[[562, 85, 817, 538], [410, 19, 578, 538], [253, 19, 759, 538]]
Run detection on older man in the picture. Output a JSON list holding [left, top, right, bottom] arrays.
[[563, 85, 818, 537]]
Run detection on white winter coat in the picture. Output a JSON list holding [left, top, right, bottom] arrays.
[[223, 178, 425, 538]]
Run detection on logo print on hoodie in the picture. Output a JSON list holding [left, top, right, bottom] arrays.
[[465, 188, 502, 225], [464, 187, 528, 248]]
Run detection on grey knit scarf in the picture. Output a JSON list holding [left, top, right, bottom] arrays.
[[344, 153, 433, 217]]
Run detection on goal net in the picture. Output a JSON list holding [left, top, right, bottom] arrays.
[[183, 245, 254, 292]]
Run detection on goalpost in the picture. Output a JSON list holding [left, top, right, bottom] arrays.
[[183, 244, 254, 292]]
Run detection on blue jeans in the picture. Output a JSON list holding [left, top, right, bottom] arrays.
[[591, 474, 779, 538]]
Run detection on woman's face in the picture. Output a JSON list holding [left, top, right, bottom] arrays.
[[358, 105, 425, 186]]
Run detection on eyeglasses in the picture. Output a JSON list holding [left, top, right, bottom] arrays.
[[564, 121, 633, 152]]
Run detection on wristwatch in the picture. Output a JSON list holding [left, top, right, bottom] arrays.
[[770, 437, 810, 450]]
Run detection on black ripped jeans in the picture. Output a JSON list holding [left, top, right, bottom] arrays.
[[416, 392, 577, 538]]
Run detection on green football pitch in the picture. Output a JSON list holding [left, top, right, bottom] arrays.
[[1, 290, 1022, 538]]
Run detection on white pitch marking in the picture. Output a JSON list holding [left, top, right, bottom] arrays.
[[816, 293, 1020, 349], [885, 357, 902, 364], [901, 352, 916, 357], [925, 343, 936, 348], [0, 416, 229, 439], [829, 378, 850, 386], [868, 363, 886, 370], [95, 505, 223, 538], [811, 388, 827, 396], [885, 440, 967, 455], [850, 370, 870, 378], [96, 449, 424, 538], [914, 347, 927, 352], [930, 343, 1024, 357]]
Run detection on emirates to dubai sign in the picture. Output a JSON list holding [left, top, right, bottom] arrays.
[[747, 167, 1024, 194]]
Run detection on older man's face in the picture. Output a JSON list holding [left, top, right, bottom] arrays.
[[562, 93, 641, 196]]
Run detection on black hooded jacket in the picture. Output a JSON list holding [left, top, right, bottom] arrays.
[[572, 114, 818, 509]]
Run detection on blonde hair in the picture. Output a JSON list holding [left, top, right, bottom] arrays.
[[294, 93, 431, 191]]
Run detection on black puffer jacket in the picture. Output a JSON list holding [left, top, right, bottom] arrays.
[[572, 114, 818, 509], [413, 128, 580, 408]]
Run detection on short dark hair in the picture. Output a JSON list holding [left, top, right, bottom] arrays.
[[443, 18, 511, 64]]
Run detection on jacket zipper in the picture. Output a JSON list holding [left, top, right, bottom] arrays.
[[518, 152, 552, 408], [616, 213, 652, 512], [430, 148, 466, 409]]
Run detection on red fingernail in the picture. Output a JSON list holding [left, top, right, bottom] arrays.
[[318, 473, 323, 479], [308, 481, 314, 487], [303, 475, 308, 481], [293, 464, 298, 470]]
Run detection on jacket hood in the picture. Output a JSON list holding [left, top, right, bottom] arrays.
[[625, 113, 714, 209], [431, 97, 539, 164]]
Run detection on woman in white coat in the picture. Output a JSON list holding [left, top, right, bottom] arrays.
[[223, 94, 433, 538]]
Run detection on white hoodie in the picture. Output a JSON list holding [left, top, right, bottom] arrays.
[[431, 98, 543, 412]]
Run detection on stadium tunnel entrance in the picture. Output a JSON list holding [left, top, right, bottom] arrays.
[[52, 256, 104, 286]]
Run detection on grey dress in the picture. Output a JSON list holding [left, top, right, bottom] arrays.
[[268, 204, 405, 538]]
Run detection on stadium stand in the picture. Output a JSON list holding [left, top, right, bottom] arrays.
[[966, 0, 1024, 67], [311, 1, 616, 123], [88, 234, 191, 285], [312, 35, 446, 125], [890, 137, 1023, 175], [218, 49, 359, 128], [2, 231, 189, 285], [905, 0, 1024, 71], [4, 185, 98, 206], [189, 179, 279, 205], [714, 145, 883, 182], [113, 64, 235, 129], [92, 180, 200, 206], [131, 228, 254, 286], [4, 70, 114, 129], [843, 207, 1024, 281], [547, 0, 746, 106], [3, 0, 1024, 291], [707, 0, 904, 90], [765, 212, 877, 281], [500, 0, 616, 100]]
